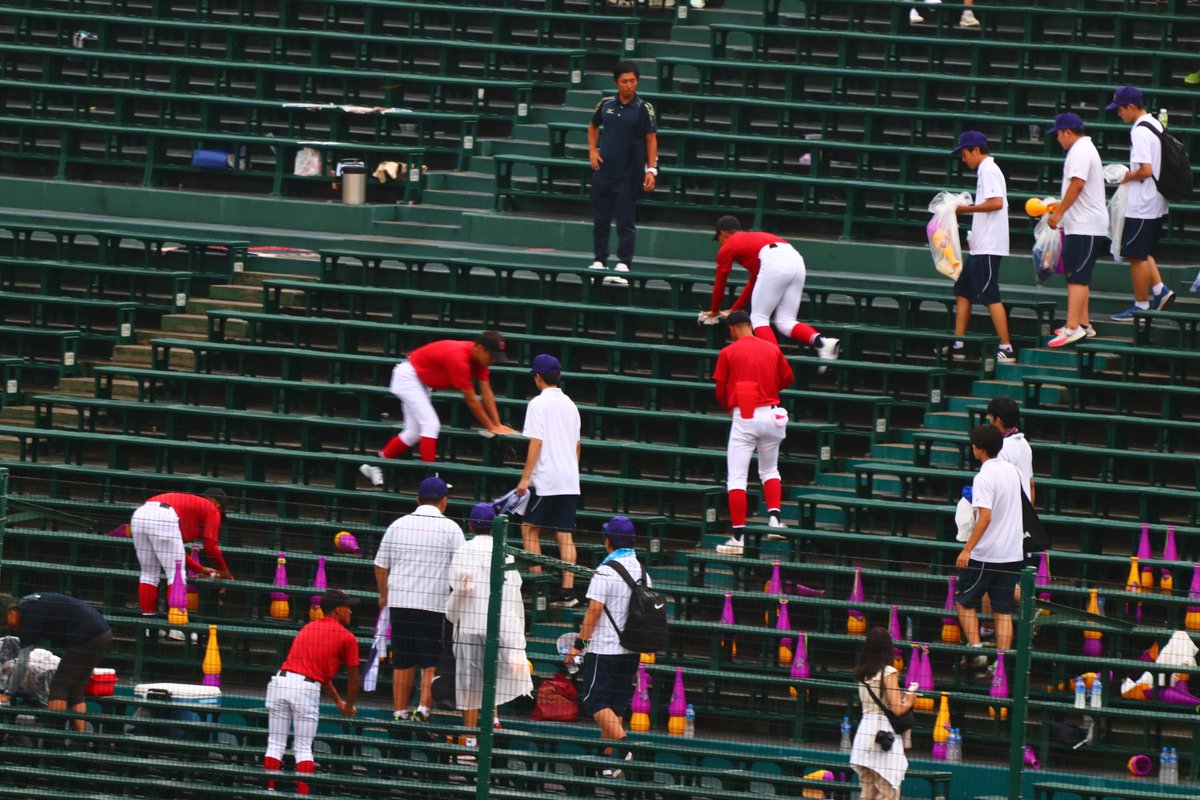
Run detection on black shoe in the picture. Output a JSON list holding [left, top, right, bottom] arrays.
[[549, 590, 579, 608]]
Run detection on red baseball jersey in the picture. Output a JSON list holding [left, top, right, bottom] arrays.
[[710, 231, 788, 313], [712, 334, 795, 415], [279, 617, 360, 685], [407, 339, 490, 391], [148, 492, 228, 573]]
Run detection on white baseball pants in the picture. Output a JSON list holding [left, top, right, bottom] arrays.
[[131, 502, 186, 588], [388, 361, 441, 446], [726, 406, 788, 492], [265, 671, 322, 763], [749, 243, 807, 339]]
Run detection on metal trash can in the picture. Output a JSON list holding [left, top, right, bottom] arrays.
[[341, 163, 367, 205]]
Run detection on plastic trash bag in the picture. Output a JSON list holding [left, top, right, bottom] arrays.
[[293, 147, 322, 177], [1031, 214, 1063, 286], [0, 638, 61, 704], [1104, 163, 1129, 263], [927, 191, 971, 280]]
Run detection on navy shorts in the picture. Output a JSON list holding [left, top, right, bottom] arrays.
[[1062, 234, 1104, 286], [524, 489, 579, 533], [953, 254, 1003, 305], [579, 652, 640, 717], [390, 607, 445, 670], [955, 559, 1022, 614], [1120, 216, 1165, 261]]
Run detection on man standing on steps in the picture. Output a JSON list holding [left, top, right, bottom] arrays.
[[360, 332, 516, 487], [587, 60, 658, 287], [711, 310, 796, 557]]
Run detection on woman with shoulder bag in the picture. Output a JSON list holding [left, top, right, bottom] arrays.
[[850, 627, 916, 800]]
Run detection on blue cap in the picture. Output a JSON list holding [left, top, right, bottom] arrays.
[[1106, 85, 1144, 111], [417, 475, 451, 499], [468, 502, 496, 531], [951, 130, 988, 155], [531, 353, 562, 377], [1046, 112, 1085, 134], [602, 515, 636, 545], [961, 486, 973, 502]]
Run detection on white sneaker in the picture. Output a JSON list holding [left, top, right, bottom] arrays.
[[815, 337, 840, 374], [909, 8, 925, 23], [768, 511, 786, 528], [604, 262, 630, 286], [1055, 324, 1096, 339], [588, 260, 607, 271], [1047, 327, 1086, 348], [715, 537, 744, 556], [360, 463, 384, 487], [996, 348, 1016, 362], [689, 0, 706, 8], [959, 9, 979, 27]]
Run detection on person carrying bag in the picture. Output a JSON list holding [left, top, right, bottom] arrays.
[[850, 627, 915, 800]]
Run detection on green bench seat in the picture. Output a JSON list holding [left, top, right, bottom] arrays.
[[0, 292, 137, 344], [1023, 372, 1200, 422], [0, 324, 81, 380], [1, 255, 193, 310], [1077, 341, 1200, 386]]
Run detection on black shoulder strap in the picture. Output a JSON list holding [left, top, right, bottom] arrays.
[[861, 676, 901, 727], [599, 560, 641, 638], [1137, 120, 1164, 140]]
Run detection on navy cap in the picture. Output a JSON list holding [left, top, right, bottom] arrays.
[[531, 353, 562, 377], [1106, 85, 1144, 111], [417, 475, 451, 499], [725, 310, 752, 326], [475, 330, 509, 363], [1046, 112, 1085, 134], [468, 502, 496, 532], [602, 515, 636, 545], [951, 130, 988, 155], [713, 214, 742, 241]]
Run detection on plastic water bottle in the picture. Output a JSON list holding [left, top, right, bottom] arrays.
[[1159, 108, 1169, 129], [1167, 748, 1179, 784], [1073, 677, 1086, 709], [839, 716, 852, 751], [684, 705, 696, 738], [1089, 676, 1103, 709], [947, 729, 962, 763], [1160, 747, 1171, 784]]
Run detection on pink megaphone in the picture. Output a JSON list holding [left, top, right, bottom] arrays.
[[106, 523, 131, 538], [1024, 746, 1041, 769], [786, 581, 826, 598], [1157, 682, 1200, 706], [1127, 754, 1152, 777], [334, 531, 361, 555]]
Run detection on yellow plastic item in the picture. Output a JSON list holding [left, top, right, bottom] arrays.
[[933, 692, 951, 744], [202, 625, 221, 676], [167, 607, 188, 626], [1025, 197, 1058, 217]]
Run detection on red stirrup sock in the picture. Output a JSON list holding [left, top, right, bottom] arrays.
[[728, 489, 748, 528], [264, 756, 282, 791], [296, 760, 314, 795], [418, 437, 438, 463], [380, 436, 409, 459], [752, 325, 779, 345], [138, 583, 159, 615], [764, 479, 782, 512], [790, 323, 820, 346]]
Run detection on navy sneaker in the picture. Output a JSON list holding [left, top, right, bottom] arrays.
[[1151, 288, 1176, 311]]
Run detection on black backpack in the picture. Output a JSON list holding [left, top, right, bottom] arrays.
[[601, 560, 668, 654], [1138, 121, 1194, 202]]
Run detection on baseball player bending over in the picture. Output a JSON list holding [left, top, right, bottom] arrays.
[[263, 589, 360, 795], [361, 331, 517, 486], [701, 215, 840, 367], [128, 489, 234, 623], [712, 310, 796, 556]]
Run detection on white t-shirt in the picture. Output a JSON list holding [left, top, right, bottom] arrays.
[[998, 432, 1034, 500], [522, 387, 581, 496], [970, 156, 1009, 256], [1126, 113, 1169, 220], [969, 458, 1025, 564], [373, 505, 466, 613], [1060, 136, 1110, 237], [585, 554, 650, 655]]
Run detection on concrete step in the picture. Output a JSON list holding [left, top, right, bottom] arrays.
[[373, 220, 463, 239], [923, 410, 972, 432], [431, 171, 495, 192], [232, 271, 317, 287], [160, 315, 210, 336], [0, 405, 35, 425], [111, 344, 155, 367], [55, 377, 101, 397], [419, 189, 494, 210], [968, 380, 1023, 400], [209, 284, 264, 304], [185, 297, 261, 314], [390, 204, 471, 225], [480, 138, 551, 158], [136, 328, 206, 344]]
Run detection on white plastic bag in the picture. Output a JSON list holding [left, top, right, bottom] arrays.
[[955, 495, 976, 543], [1104, 163, 1129, 263], [293, 147, 322, 177], [1031, 214, 1063, 286], [926, 191, 971, 280]]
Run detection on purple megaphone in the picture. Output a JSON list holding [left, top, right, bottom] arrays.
[[334, 531, 361, 555], [1158, 681, 1200, 706], [106, 523, 131, 538], [1024, 745, 1041, 770], [786, 581, 826, 598]]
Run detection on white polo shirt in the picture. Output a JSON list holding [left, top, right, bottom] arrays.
[[1059, 136, 1110, 236], [522, 387, 581, 496], [585, 554, 649, 656], [373, 504, 465, 613], [970, 458, 1025, 564], [1126, 114, 1169, 220], [998, 432, 1034, 500], [969, 156, 1009, 256]]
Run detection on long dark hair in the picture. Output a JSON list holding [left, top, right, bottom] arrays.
[[852, 627, 894, 682]]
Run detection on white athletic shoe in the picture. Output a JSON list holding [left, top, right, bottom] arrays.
[[588, 260, 606, 271], [768, 511, 786, 528], [604, 262, 630, 286], [815, 337, 841, 374], [909, 8, 925, 23], [715, 537, 745, 556], [689, 0, 706, 8], [1054, 324, 1096, 339], [360, 463, 384, 487], [959, 9, 980, 27]]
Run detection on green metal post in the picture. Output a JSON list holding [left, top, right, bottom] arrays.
[[1007, 567, 1036, 800], [475, 513, 510, 800], [0, 468, 7, 582]]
